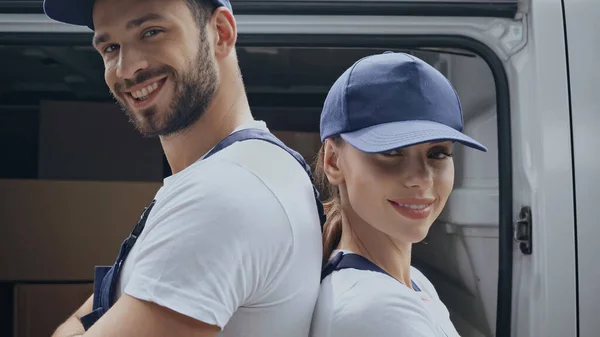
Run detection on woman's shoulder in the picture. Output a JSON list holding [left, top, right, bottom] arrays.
[[329, 267, 436, 311], [312, 268, 439, 337], [410, 265, 442, 300], [322, 260, 440, 302], [330, 267, 413, 298]]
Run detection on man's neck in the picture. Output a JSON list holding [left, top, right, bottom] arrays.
[[160, 85, 253, 175]]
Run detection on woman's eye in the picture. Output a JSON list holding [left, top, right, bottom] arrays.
[[429, 151, 453, 159], [383, 149, 401, 156]]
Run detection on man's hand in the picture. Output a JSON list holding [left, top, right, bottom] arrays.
[[52, 294, 93, 337], [83, 294, 220, 337]]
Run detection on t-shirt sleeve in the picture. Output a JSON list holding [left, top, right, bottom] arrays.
[[333, 278, 440, 337], [123, 160, 293, 329]]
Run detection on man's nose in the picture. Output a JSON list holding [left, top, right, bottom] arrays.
[[115, 47, 149, 80]]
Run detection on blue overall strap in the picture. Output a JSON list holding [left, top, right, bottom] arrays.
[[321, 252, 421, 292], [80, 200, 156, 330], [205, 128, 326, 229]]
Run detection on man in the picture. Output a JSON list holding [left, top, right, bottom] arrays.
[[44, 0, 323, 336]]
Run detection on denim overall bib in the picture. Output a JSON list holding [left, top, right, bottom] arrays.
[[80, 128, 326, 330]]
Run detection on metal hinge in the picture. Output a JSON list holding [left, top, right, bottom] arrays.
[[514, 206, 532, 255]]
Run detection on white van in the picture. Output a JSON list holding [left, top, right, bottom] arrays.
[[0, 0, 597, 336]]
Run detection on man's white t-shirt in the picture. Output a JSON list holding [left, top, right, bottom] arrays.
[[310, 250, 460, 337], [115, 120, 323, 336]]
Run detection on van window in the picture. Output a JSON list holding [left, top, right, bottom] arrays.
[[227, 0, 518, 17], [0, 35, 509, 337]]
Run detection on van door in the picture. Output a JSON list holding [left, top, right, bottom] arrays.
[[229, 1, 576, 336], [562, 0, 600, 336]]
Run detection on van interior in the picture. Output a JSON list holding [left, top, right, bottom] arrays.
[[0, 40, 500, 337]]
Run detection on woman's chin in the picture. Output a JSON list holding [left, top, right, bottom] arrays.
[[388, 224, 433, 245]]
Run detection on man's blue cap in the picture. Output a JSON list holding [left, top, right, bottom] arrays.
[[320, 51, 487, 153], [43, 0, 233, 30]]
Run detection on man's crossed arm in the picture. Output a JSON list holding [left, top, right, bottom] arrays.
[[52, 294, 220, 337]]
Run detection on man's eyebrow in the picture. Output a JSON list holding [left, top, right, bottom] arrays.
[[126, 13, 165, 29], [92, 13, 165, 48], [92, 33, 110, 49]]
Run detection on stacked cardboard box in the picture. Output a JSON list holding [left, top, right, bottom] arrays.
[[2, 100, 164, 337]]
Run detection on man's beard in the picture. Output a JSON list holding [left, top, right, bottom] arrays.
[[112, 38, 218, 138]]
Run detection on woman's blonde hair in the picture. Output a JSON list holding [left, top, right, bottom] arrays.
[[314, 136, 343, 266]]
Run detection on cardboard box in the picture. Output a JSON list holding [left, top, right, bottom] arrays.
[[13, 283, 93, 337], [0, 179, 161, 281], [38, 100, 164, 182], [272, 131, 321, 166]]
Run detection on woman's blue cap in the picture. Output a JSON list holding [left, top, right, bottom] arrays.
[[43, 0, 233, 30], [320, 51, 487, 153]]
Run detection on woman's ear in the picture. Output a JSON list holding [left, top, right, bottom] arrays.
[[323, 139, 344, 185]]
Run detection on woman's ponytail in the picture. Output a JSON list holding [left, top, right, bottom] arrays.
[[314, 139, 343, 266]]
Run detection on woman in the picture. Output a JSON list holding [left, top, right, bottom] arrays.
[[309, 51, 487, 337]]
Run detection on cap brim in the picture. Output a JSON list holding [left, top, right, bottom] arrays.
[[340, 120, 488, 153], [44, 0, 233, 30], [44, 0, 95, 29]]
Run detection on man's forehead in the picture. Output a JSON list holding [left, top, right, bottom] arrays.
[[92, 0, 175, 27]]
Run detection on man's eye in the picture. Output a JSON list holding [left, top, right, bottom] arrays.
[[142, 29, 162, 38], [104, 44, 118, 54]]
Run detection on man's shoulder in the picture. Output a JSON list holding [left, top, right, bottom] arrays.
[[178, 136, 308, 184], [203, 137, 314, 198], [159, 156, 280, 209], [216, 137, 309, 173], [153, 133, 318, 233]]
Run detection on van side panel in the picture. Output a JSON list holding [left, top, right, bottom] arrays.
[[510, 0, 577, 336], [563, 0, 600, 335]]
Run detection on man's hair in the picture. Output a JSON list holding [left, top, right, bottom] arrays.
[[185, 0, 217, 28]]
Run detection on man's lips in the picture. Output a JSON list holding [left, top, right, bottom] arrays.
[[123, 76, 168, 94], [122, 77, 168, 109]]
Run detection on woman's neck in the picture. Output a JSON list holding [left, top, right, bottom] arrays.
[[337, 209, 414, 289]]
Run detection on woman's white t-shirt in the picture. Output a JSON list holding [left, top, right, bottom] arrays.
[[310, 250, 460, 337]]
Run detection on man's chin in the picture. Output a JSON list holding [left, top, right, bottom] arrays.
[[122, 108, 164, 138], [133, 117, 168, 138], [135, 125, 162, 138]]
